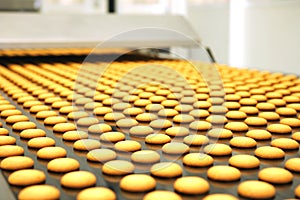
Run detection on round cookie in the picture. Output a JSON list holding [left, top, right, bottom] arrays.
[[18, 185, 60, 200], [204, 144, 232, 156], [225, 122, 248, 132], [189, 121, 212, 131], [28, 137, 55, 149], [239, 106, 259, 115], [131, 150, 160, 163], [123, 107, 143, 116], [136, 113, 157, 122], [162, 142, 189, 155], [61, 171, 96, 189], [0, 145, 24, 157], [129, 126, 153, 136], [189, 109, 209, 119], [116, 118, 138, 128], [246, 129, 272, 140], [280, 118, 300, 127], [48, 157, 80, 173], [285, 158, 300, 172], [165, 127, 189, 137], [239, 98, 257, 106], [174, 176, 209, 195], [63, 130, 88, 141], [208, 128, 233, 139], [207, 165, 241, 181], [8, 169, 46, 186], [229, 154, 260, 169], [100, 131, 125, 143], [73, 139, 101, 151], [53, 123, 76, 133], [151, 162, 182, 178], [258, 112, 280, 121], [37, 146, 67, 160], [276, 107, 297, 116], [145, 104, 164, 112], [104, 113, 126, 121], [12, 121, 36, 131], [173, 114, 195, 123], [0, 128, 9, 136], [44, 116, 67, 126], [76, 117, 99, 127], [296, 185, 300, 198], [256, 102, 276, 111], [203, 194, 238, 200], [145, 134, 171, 145], [244, 117, 268, 126], [0, 156, 34, 170], [102, 160, 134, 175], [258, 167, 293, 184], [0, 104, 16, 111], [0, 136, 16, 145], [183, 135, 209, 146], [77, 187, 116, 200], [59, 106, 79, 114], [150, 119, 172, 129], [88, 124, 112, 134], [183, 153, 214, 167], [20, 129, 46, 139], [229, 136, 257, 148], [30, 105, 50, 113], [238, 180, 275, 199], [120, 174, 156, 192], [36, 110, 58, 119], [271, 138, 299, 150], [1, 109, 22, 118], [255, 146, 285, 159], [292, 132, 300, 142], [87, 149, 117, 163], [206, 115, 227, 124], [267, 124, 292, 134], [94, 107, 112, 116], [114, 140, 141, 152], [143, 190, 182, 200], [6, 115, 29, 124]]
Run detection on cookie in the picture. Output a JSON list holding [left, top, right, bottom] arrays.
[[258, 167, 293, 184], [173, 114, 195, 123], [165, 127, 189, 137], [120, 174, 156, 192], [145, 104, 164, 112], [225, 122, 248, 132], [189, 109, 209, 118], [229, 154, 260, 169], [161, 100, 179, 108], [285, 158, 300, 172], [143, 190, 182, 200], [280, 118, 300, 127], [136, 113, 157, 122], [67, 111, 89, 121], [53, 123, 76, 133], [37, 146, 67, 160], [114, 140, 141, 152], [73, 139, 101, 151], [36, 110, 58, 119], [63, 130, 88, 141], [271, 138, 299, 150], [276, 107, 297, 116], [20, 129, 46, 139], [229, 136, 257, 148], [87, 149, 117, 163], [258, 112, 280, 121], [268, 99, 286, 107], [44, 116, 67, 125], [158, 109, 178, 117], [183, 135, 209, 146], [123, 107, 143, 116], [246, 129, 272, 140], [145, 134, 171, 145], [189, 121, 212, 131], [174, 176, 209, 195], [8, 169, 46, 186], [12, 121, 36, 131], [0, 128, 9, 136], [1, 109, 22, 118], [28, 137, 55, 149], [18, 185, 60, 200], [292, 132, 300, 142], [23, 100, 43, 108], [162, 142, 189, 155], [30, 105, 50, 113], [88, 123, 112, 134], [203, 194, 238, 200], [255, 146, 285, 159], [134, 99, 151, 107], [129, 126, 153, 136], [237, 180, 275, 199], [104, 113, 126, 121], [206, 115, 227, 124], [0, 145, 24, 157], [102, 160, 134, 175], [52, 101, 71, 109], [150, 119, 172, 129], [183, 153, 214, 167], [6, 115, 29, 124], [239, 106, 259, 115], [256, 102, 276, 111], [77, 187, 116, 200], [244, 117, 267, 126], [61, 171, 96, 188], [296, 185, 300, 198], [223, 102, 241, 110], [207, 165, 241, 181], [99, 131, 125, 143], [0, 156, 34, 170], [48, 157, 80, 172], [151, 162, 182, 178], [239, 98, 257, 106], [204, 143, 232, 156], [112, 102, 131, 111], [267, 124, 292, 134], [0, 104, 15, 111], [116, 118, 139, 128], [208, 128, 233, 139]]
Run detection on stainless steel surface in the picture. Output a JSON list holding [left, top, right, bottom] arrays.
[[0, 13, 200, 49]]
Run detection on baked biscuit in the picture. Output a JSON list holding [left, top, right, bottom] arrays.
[[258, 167, 293, 184], [0, 156, 34, 170], [48, 157, 80, 172], [8, 169, 46, 186], [77, 187, 116, 200], [183, 153, 214, 167], [255, 146, 285, 159], [207, 165, 241, 181], [229, 154, 260, 169], [120, 174, 156, 192], [18, 185, 60, 200], [237, 180, 275, 199], [150, 162, 182, 178], [37, 146, 67, 160], [102, 160, 134, 175], [174, 176, 209, 195], [61, 171, 96, 188], [87, 149, 117, 163]]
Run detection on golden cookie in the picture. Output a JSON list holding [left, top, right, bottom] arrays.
[[0, 156, 34, 170], [258, 111, 280, 121], [100, 131, 125, 143], [285, 158, 300, 172], [136, 113, 157, 122], [206, 115, 227, 124], [123, 107, 143, 116], [229, 136, 257, 148], [73, 139, 101, 151], [131, 150, 160, 163], [244, 117, 267, 126], [151, 162, 182, 178], [116, 118, 138, 128], [189, 121, 212, 131], [77, 187, 116, 200], [129, 126, 153, 136], [162, 142, 189, 155], [229, 154, 260, 169], [8, 169, 46, 186], [77, 117, 99, 127], [183, 153, 214, 167], [28, 137, 55, 149], [204, 144, 232, 156], [0, 145, 24, 157], [271, 138, 299, 150], [150, 119, 172, 129], [37, 146, 67, 160], [12, 121, 36, 131], [203, 194, 238, 200], [276, 107, 297, 116], [88, 123, 112, 134], [0, 104, 16, 111], [1, 109, 22, 118], [61, 171, 96, 188], [145, 104, 164, 112], [0, 136, 16, 145], [104, 113, 126, 121], [174, 176, 210, 195], [0, 128, 9, 136], [208, 128, 232, 139], [267, 124, 292, 134], [30, 105, 50, 113], [246, 129, 272, 140], [165, 127, 189, 137], [238, 180, 275, 199], [207, 165, 241, 181], [256, 102, 276, 111], [183, 135, 209, 146], [189, 109, 209, 118], [258, 167, 293, 184], [20, 129, 46, 139], [255, 146, 285, 159], [173, 114, 195, 123], [280, 118, 300, 127], [87, 149, 117, 163], [143, 190, 182, 200], [48, 157, 80, 172], [120, 174, 156, 192], [292, 132, 300, 142], [53, 123, 76, 133], [63, 130, 88, 141], [102, 160, 134, 175], [239, 106, 259, 115], [145, 134, 171, 145], [114, 140, 141, 152], [44, 116, 67, 125], [36, 110, 58, 119], [225, 122, 248, 132], [18, 185, 60, 200], [6, 115, 29, 124]]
